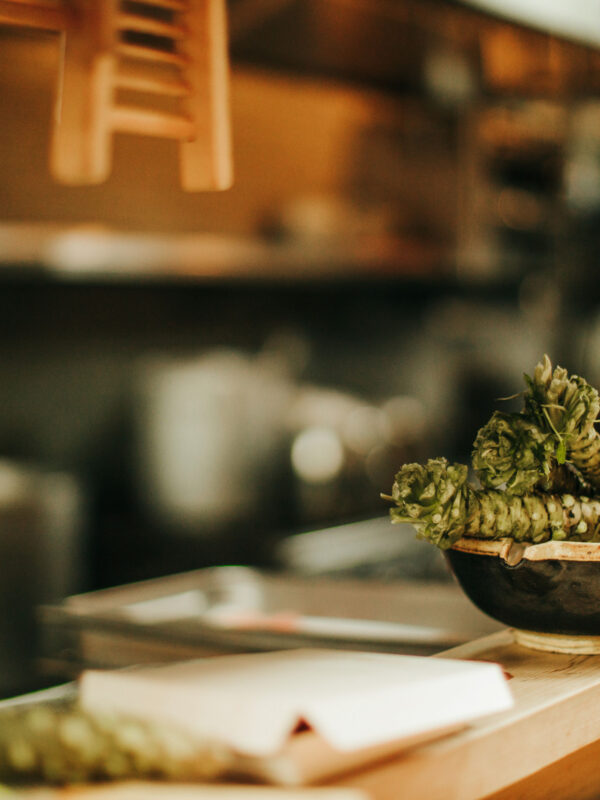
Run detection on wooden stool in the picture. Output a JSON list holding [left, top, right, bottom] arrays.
[[0, 0, 233, 190]]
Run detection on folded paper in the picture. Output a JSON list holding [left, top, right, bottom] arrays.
[[79, 648, 513, 759]]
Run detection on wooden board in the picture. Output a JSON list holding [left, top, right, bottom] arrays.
[[330, 629, 600, 799]]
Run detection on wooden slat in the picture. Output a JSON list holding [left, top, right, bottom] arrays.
[[111, 105, 194, 139], [0, 0, 71, 30], [179, 0, 233, 190], [115, 65, 190, 96], [116, 13, 186, 39], [117, 41, 189, 66]]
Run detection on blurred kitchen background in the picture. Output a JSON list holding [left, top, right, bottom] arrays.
[[1, 0, 600, 693]]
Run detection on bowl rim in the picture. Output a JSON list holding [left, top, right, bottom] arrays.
[[451, 537, 600, 564]]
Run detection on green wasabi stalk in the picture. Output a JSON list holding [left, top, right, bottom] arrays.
[[0, 702, 229, 786], [386, 458, 600, 549], [524, 354, 600, 488]]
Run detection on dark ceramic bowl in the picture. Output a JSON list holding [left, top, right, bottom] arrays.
[[445, 538, 600, 653]]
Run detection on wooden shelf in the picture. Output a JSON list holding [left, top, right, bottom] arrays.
[[0, 223, 450, 283]]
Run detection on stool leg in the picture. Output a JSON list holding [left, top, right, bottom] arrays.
[[50, 0, 117, 185], [179, 0, 233, 191]]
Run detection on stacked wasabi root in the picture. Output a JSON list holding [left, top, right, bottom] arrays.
[[472, 409, 583, 495], [472, 411, 556, 494], [389, 458, 600, 549], [389, 459, 469, 548], [0, 701, 230, 786], [523, 354, 600, 490], [386, 355, 600, 548]]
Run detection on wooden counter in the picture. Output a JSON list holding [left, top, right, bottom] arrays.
[[18, 629, 600, 800], [332, 629, 600, 799]]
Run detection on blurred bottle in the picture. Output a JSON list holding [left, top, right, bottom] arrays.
[[0, 461, 84, 696]]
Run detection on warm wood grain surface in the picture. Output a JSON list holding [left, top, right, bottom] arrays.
[[331, 629, 600, 800]]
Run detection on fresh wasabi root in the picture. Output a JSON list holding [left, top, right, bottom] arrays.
[[387, 458, 469, 549], [524, 354, 600, 488], [0, 701, 229, 786], [386, 458, 600, 549], [472, 410, 585, 495], [472, 411, 554, 494]]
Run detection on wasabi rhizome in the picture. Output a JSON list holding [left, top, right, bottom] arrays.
[[384, 355, 600, 549]]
